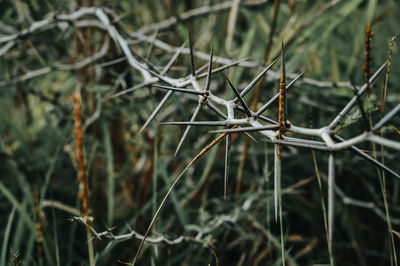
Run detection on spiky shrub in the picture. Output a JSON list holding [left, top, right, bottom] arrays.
[[0, 1, 399, 265]]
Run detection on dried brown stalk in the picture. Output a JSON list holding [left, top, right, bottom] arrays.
[[362, 23, 373, 95], [73, 92, 90, 217], [73, 90, 95, 266], [34, 189, 44, 261], [277, 42, 286, 159]]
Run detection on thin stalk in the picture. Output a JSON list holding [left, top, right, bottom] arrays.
[[373, 139, 397, 266], [224, 134, 231, 200], [312, 151, 334, 265], [50, 191, 61, 266], [372, 132, 398, 265], [152, 132, 159, 258], [276, 143, 285, 265], [103, 121, 115, 226], [328, 152, 335, 246], [379, 152, 398, 266], [274, 144, 279, 222], [369, 68, 398, 266], [235, 139, 249, 194]]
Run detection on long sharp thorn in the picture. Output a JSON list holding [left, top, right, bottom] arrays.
[[152, 84, 203, 96], [372, 103, 400, 132], [351, 84, 370, 131], [175, 103, 202, 156], [198, 58, 248, 79], [223, 72, 252, 117], [206, 102, 227, 119], [140, 91, 173, 132], [224, 134, 231, 200], [274, 144, 279, 222], [234, 105, 278, 124], [233, 59, 277, 103], [244, 132, 258, 143], [257, 112, 278, 124], [161, 121, 227, 126], [209, 125, 279, 134], [256, 72, 303, 116], [328, 153, 335, 246], [161, 42, 186, 75], [187, 24, 196, 77], [205, 44, 214, 92]]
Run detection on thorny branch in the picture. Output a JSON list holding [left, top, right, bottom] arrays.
[[1, 4, 399, 262]]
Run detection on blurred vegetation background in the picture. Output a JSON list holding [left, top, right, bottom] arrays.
[[0, 0, 399, 265]]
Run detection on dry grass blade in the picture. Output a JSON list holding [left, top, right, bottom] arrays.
[[132, 132, 229, 265]]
